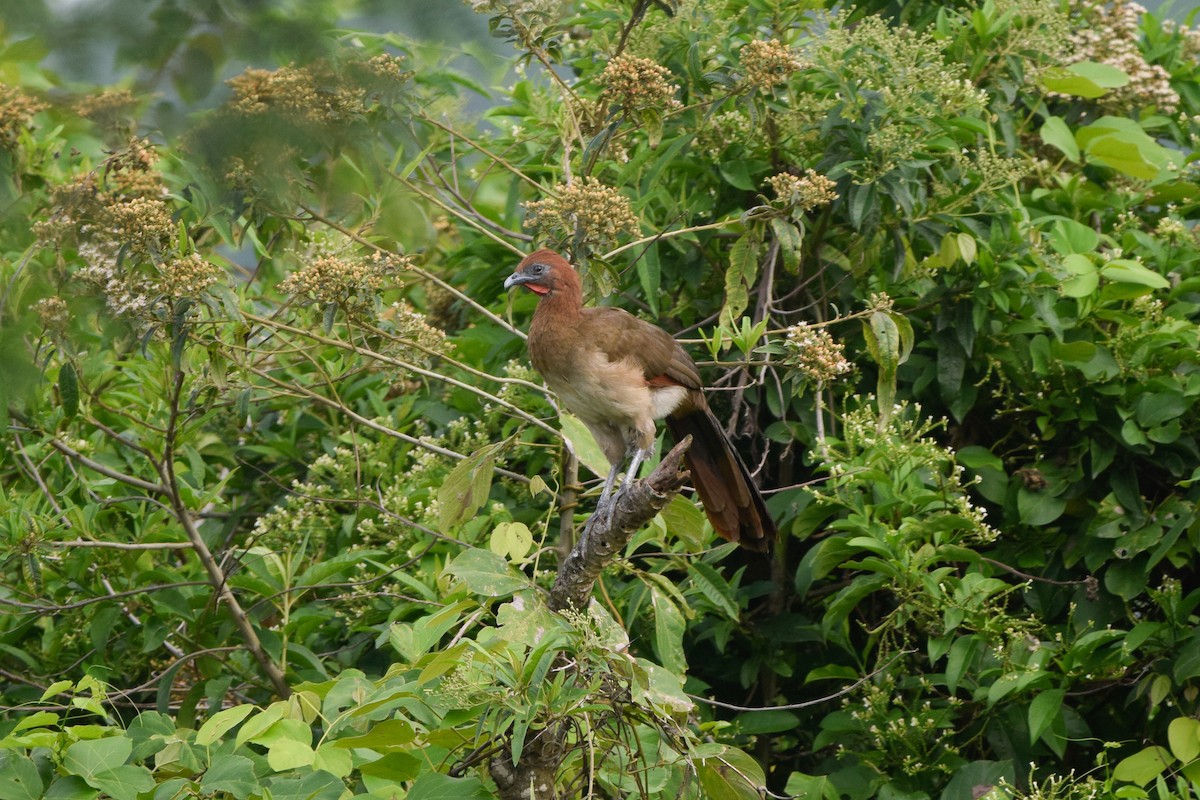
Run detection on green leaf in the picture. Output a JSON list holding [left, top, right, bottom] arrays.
[[722, 233, 760, 324], [1043, 61, 1128, 98], [437, 441, 502, 530], [199, 755, 259, 798], [1040, 117, 1080, 162], [41, 680, 72, 702], [445, 548, 530, 597], [1168, 717, 1200, 764], [697, 747, 765, 800], [267, 738, 315, 771], [1017, 488, 1066, 525], [358, 751, 421, 781], [333, 719, 416, 750], [688, 561, 739, 620], [1077, 117, 1178, 181], [863, 310, 912, 427], [1112, 746, 1173, 785], [0, 752, 44, 800], [63, 737, 133, 783], [1135, 392, 1186, 428], [1028, 689, 1065, 744], [651, 587, 687, 674], [260, 770, 345, 800], [658, 494, 708, 551], [13, 710, 59, 732], [560, 412, 610, 478], [58, 362, 79, 420], [407, 772, 491, 799], [718, 159, 767, 191], [1060, 253, 1099, 298], [1101, 259, 1170, 289], [234, 702, 289, 747], [771, 218, 803, 274], [195, 704, 255, 746], [489, 521, 533, 561], [945, 635, 980, 694], [86, 766, 154, 800]]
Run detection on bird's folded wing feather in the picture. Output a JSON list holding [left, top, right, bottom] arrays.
[[580, 307, 701, 389]]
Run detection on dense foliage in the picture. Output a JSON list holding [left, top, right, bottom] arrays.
[[2, 0, 1200, 797]]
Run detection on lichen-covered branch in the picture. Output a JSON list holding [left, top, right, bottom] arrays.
[[548, 435, 692, 612]]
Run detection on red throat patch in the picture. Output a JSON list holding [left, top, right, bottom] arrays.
[[526, 284, 550, 296]]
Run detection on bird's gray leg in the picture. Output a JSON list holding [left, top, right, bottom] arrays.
[[605, 445, 654, 525], [580, 460, 622, 546]]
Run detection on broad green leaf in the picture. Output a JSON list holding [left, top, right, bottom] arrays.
[[1112, 746, 1172, 785], [438, 441, 501, 530], [651, 587, 687, 674], [86, 766, 154, 800], [358, 751, 421, 781], [771, 218, 803, 274], [41, 680, 72, 702], [13, 710, 58, 732], [446, 547, 529, 597], [1046, 217, 1100, 254], [1168, 717, 1200, 764], [688, 561, 739, 620], [634, 659, 694, 713], [722, 233, 761, 324], [259, 770, 344, 800], [1042, 61, 1128, 98], [407, 772, 491, 799], [560, 412, 610, 478], [489, 521, 533, 561], [697, 747, 766, 800], [956, 233, 977, 264], [1028, 688, 1065, 744], [1102, 259, 1170, 289], [332, 718, 416, 750], [1040, 117, 1080, 162], [658, 494, 708, 551], [496, 595, 570, 649], [234, 702, 289, 747], [1017, 488, 1065, 526], [199, 755, 259, 798], [0, 752, 44, 800], [58, 362, 79, 420], [63, 737, 133, 783], [195, 704, 255, 746], [1135, 392, 1186, 428], [1060, 253, 1099, 297], [784, 771, 838, 800], [267, 738, 315, 771], [1077, 117, 1178, 181], [945, 635, 980, 694]]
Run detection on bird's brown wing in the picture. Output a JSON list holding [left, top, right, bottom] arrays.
[[580, 307, 701, 389]]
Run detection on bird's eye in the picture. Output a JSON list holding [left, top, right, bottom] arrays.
[[529, 262, 546, 275]]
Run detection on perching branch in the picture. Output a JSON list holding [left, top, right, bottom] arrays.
[[549, 435, 692, 612]]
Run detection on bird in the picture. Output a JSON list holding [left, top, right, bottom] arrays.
[[504, 249, 775, 552]]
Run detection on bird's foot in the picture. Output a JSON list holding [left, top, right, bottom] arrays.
[[603, 487, 624, 528]]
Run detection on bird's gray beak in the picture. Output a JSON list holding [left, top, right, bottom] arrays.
[[504, 272, 532, 290]]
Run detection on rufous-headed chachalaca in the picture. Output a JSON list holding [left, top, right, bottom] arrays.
[[504, 249, 775, 552]]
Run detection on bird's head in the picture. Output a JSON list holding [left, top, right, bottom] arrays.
[[504, 249, 577, 298]]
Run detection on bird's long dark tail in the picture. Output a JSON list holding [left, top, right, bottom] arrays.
[[666, 406, 775, 553]]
